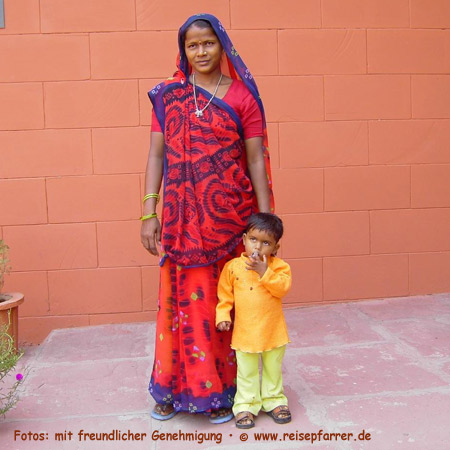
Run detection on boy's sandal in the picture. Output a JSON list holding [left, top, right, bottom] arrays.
[[209, 408, 233, 424], [267, 405, 291, 424], [151, 403, 177, 421], [235, 411, 255, 429]]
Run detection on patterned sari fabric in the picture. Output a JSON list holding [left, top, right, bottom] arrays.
[[148, 13, 273, 413]]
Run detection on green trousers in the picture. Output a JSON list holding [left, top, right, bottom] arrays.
[[233, 345, 287, 416]]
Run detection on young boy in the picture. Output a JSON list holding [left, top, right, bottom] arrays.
[[216, 213, 292, 429]]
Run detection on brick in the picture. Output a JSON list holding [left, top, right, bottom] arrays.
[[3, 271, 49, 317], [322, 0, 410, 28], [40, 0, 136, 33], [410, 252, 450, 295], [89, 311, 156, 326], [139, 78, 164, 126], [272, 168, 323, 214], [90, 32, 177, 80], [279, 30, 366, 75], [324, 254, 409, 300], [412, 164, 450, 208], [92, 127, 149, 175], [44, 80, 139, 128], [0, 83, 43, 130], [412, 76, 450, 119], [371, 209, 450, 254], [0, 179, 47, 225], [284, 258, 323, 304], [228, 30, 278, 76], [3, 224, 97, 271], [411, 0, 450, 28], [136, 0, 230, 30], [48, 268, 142, 315], [19, 316, 89, 345], [325, 166, 410, 211], [47, 175, 140, 223], [0, 0, 40, 35], [280, 121, 368, 168], [325, 75, 411, 120], [230, 0, 321, 29], [282, 212, 370, 258], [139, 173, 146, 198], [142, 266, 160, 311], [369, 120, 450, 165], [258, 76, 323, 122], [97, 220, 159, 268], [0, 35, 89, 82], [0, 129, 92, 178], [368, 30, 450, 74]]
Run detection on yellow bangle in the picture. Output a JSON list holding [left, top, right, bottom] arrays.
[[140, 213, 157, 221], [142, 193, 160, 204]]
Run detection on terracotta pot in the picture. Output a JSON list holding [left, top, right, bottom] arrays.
[[0, 292, 24, 351]]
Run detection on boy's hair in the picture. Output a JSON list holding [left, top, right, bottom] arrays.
[[245, 213, 284, 243]]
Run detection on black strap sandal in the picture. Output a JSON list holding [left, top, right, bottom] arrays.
[[235, 411, 255, 429], [268, 405, 291, 424]]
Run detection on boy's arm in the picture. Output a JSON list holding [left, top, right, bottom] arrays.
[[259, 259, 292, 299], [215, 262, 235, 326]]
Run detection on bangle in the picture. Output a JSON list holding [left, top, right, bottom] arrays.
[[140, 213, 158, 221], [142, 193, 160, 204]]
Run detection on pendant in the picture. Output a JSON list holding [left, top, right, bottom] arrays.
[[195, 109, 203, 117]]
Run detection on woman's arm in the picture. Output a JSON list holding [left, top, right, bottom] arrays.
[[140, 132, 164, 256], [245, 136, 271, 213]]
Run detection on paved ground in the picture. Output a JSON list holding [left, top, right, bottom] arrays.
[[1, 293, 450, 450]]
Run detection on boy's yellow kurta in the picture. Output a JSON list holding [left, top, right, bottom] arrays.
[[216, 253, 291, 353]]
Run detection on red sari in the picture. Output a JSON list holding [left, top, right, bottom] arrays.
[[148, 13, 273, 414]]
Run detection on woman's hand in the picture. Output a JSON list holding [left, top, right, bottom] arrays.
[[217, 321, 231, 332], [141, 217, 161, 256]]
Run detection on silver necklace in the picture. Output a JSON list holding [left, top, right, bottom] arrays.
[[192, 72, 223, 117]]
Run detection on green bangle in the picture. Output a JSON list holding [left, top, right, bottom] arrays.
[[140, 213, 158, 221], [142, 193, 160, 204]]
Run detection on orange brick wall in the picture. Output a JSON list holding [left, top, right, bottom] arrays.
[[1, 0, 450, 344]]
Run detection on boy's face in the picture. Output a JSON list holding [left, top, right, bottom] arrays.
[[243, 228, 279, 259]]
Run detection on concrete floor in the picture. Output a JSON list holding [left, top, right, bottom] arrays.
[[1, 293, 450, 450]]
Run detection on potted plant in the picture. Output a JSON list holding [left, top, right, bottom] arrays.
[[0, 313, 25, 416], [0, 240, 25, 416], [0, 240, 24, 351]]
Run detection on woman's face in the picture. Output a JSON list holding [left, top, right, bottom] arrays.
[[184, 25, 223, 76]]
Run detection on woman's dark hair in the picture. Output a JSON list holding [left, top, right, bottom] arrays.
[[245, 213, 284, 243], [183, 19, 217, 43], [189, 19, 213, 30]]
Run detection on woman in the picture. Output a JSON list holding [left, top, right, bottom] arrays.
[[141, 13, 274, 424]]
